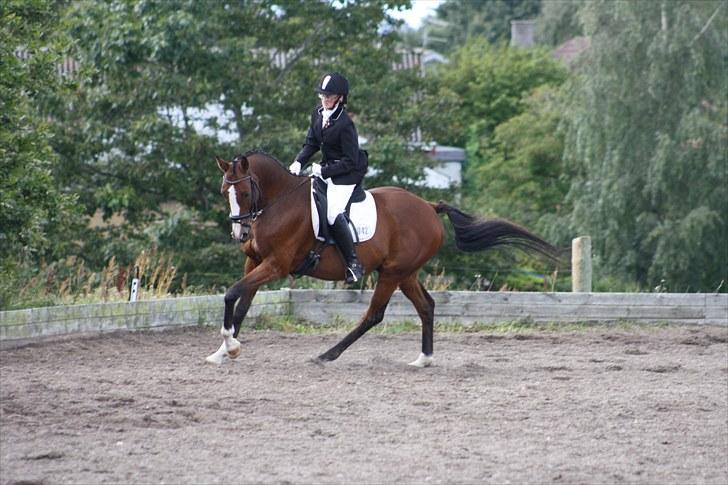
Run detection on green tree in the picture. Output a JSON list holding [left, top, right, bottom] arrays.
[[47, 0, 428, 289], [535, 0, 583, 47], [469, 87, 570, 231], [429, 39, 567, 148], [560, 0, 727, 291], [431, 0, 541, 53], [0, 0, 83, 308], [423, 41, 569, 289]]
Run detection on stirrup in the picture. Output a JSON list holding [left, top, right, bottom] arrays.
[[345, 261, 364, 284]]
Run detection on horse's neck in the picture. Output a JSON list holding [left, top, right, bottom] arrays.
[[251, 156, 305, 207]]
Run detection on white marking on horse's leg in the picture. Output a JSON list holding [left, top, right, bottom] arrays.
[[221, 327, 242, 359], [408, 353, 434, 368], [205, 341, 229, 365]]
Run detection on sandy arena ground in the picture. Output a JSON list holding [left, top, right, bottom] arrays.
[[1, 324, 727, 484]]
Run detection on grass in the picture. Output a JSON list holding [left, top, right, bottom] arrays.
[[4, 252, 545, 310], [4, 248, 187, 310], [248, 314, 670, 335], [5, 247, 707, 312]]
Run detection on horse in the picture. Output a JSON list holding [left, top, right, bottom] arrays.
[[207, 150, 564, 366]]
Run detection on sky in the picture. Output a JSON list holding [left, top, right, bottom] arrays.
[[388, 0, 443, 29]]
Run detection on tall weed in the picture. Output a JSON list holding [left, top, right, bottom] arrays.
[[3, 247, 184, 310]]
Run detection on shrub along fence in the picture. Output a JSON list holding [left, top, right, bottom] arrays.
[[1, 290, 726, 349]]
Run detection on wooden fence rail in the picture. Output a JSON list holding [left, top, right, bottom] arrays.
[[1, 290, 726, 349]]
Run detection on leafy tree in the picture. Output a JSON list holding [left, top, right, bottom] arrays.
[[423, 41, 569, 289], [560, 0, 727, 291], [469, 87, 570, 231], [429, 39, 567, 148], [0, 0, 83, 308], [430, 0, 541, 53], [535, 0, 583, 47], [46, 0, 429, 290]]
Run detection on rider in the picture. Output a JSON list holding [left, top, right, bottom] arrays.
[[289, 72, 367, 284]]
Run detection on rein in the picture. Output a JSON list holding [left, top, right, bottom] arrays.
[[261, 177, 310, 213]]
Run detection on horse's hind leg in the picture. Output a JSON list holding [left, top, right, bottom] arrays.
[[317, 276, 399, 362], [399, 274, 435, 367]]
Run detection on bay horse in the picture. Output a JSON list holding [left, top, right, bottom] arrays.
[[207, 150, 563, 366]]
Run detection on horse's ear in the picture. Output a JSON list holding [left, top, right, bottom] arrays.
[[215, 156, 229, 173], [236, 155, 249, 171]]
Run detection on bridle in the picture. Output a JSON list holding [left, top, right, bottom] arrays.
[[223, 174, 262, 224]]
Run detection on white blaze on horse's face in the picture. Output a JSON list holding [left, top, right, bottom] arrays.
[[228, 185, 246, 241]]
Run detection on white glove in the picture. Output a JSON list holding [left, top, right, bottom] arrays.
[[289, 160, 301, 175], [311, 163, 322, 178]]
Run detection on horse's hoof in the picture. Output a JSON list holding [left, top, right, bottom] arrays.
[[205, 342, 228, 365], [408, 353, 434, 368], [205, 352, 227, 365], [316, 352, 338, 362], [227, 339, 242, 359]]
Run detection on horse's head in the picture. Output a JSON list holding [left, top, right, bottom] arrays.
[[216, 154, 261, 243]]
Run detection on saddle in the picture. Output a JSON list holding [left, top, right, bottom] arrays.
[[291, 177, 377, 277], [310, 177, 376, 244]]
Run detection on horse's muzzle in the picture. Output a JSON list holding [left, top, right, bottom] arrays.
[[231, 222, 252, 242]]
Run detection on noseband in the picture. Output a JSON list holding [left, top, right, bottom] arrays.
[[224, 174, 262, 224]]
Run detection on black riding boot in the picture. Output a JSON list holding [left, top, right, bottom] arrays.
[[330, 214, 364, 284]]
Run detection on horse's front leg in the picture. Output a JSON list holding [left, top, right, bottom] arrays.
[[204, 282, 248, 365], [217, 280, 246, 360], [206, 259, 281, 364], [232, 285, 259, 339]]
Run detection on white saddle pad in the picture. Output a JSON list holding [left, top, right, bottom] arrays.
[[310, 189, 377, 243]]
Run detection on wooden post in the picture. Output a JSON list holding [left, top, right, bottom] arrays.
[[128, 266, 140, 302], [572, 236, 592, 292]]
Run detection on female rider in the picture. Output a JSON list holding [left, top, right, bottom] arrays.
[[289, 72, 367, 284]]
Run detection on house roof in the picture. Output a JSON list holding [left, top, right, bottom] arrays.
[[553, 36, 591, 63], [423, 144, 466, 162]]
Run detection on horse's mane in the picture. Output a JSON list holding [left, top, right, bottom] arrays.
[[237, 149, 286, 170]]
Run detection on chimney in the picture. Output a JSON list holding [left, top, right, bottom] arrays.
[[510, 19, 536, 47]]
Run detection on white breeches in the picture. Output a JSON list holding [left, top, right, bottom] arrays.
[[324, 179, 355, 225]]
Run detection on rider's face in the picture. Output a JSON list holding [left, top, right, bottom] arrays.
[[319, 93, 339, 109]]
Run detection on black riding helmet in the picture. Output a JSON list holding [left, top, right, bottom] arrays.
[[316, 72, 349, 105]]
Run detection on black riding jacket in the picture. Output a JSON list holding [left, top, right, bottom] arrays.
[[295, 104, 368, 185]]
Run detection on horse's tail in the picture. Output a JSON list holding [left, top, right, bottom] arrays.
[[432, 201, 564, 263]]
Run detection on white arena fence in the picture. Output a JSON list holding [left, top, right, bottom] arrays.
[[1, 290, 726, 349]]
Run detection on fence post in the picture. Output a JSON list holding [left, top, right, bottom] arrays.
[[128, 266, 140, 302], [572, 236, 592, 292]]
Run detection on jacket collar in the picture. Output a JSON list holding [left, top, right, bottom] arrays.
[[317, 103, 344, 123]]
